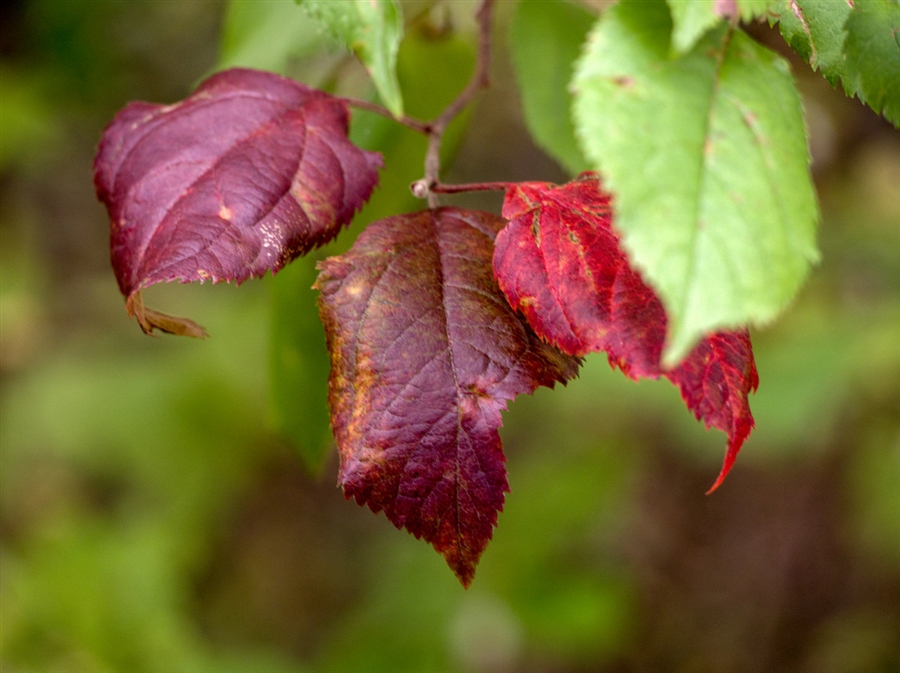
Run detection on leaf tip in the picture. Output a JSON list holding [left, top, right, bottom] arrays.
[[704, 467, 730, 495], [443, 540, 483, 589], [705, 422, 751, 495], [454, 565, 476, 589], [384, 96, 404, 120]]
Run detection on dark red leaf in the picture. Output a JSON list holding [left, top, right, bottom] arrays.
[[94, 67, 382, 335], [316, 208, 579, 586], [494, 173, 759, 492]]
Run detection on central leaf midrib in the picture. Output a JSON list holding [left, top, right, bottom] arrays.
[[428, 211, 468, 563], [679, 27, 734, 332]]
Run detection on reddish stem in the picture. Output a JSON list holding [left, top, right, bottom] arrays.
[[428, 181, 513, 194], [341, 97, 431, 135]]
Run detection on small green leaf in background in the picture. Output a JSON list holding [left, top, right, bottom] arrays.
[[219, 0, 326, 74], [770, 0, 851, 87], [0, 67, 60, 171], [843, 0, 900, 127], [509, 0, 594, 175], [300, 0, 404, 117], [572, 0, 819, 365], [667, 0, 720, 55]]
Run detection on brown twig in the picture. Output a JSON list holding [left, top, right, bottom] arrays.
[[422, 0, 495, 207], [346, 0, 497, 207]]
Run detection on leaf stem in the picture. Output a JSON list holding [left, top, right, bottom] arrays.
[[341, 97, 431, 134], [424, 180, 513, 195]]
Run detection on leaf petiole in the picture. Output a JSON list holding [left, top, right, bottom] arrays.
[[419, 180, 514, 196], [340, 96, 431, 134]]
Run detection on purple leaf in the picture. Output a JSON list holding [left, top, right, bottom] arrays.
[[94, 67, 382, 335], [316, 208, 579, 586]]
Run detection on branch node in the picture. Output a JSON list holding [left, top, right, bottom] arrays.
[[411, 179, 431, 199], [419, 0, 495, 196]]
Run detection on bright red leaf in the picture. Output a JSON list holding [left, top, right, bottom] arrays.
[[494, 173, 759, 492], [316, 208, 579, 586], [94, 67, 382, 336]]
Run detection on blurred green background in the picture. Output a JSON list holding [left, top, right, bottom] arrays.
[[1, 1, 898, 672]]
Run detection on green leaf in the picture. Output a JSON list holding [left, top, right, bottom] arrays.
[[735, 0, 779, 20], [572, 0, 819, 365], [218, 0, 326, 73], [509, 0, 594, 175], [669, 0, 777, 28], [770, 0, 899, 126], [300, 0, 405, 117], [843, 0, 900, 127], [667, 0, 720, 54], [667, 0, 779, 54], [770, 0, 851, 86]]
